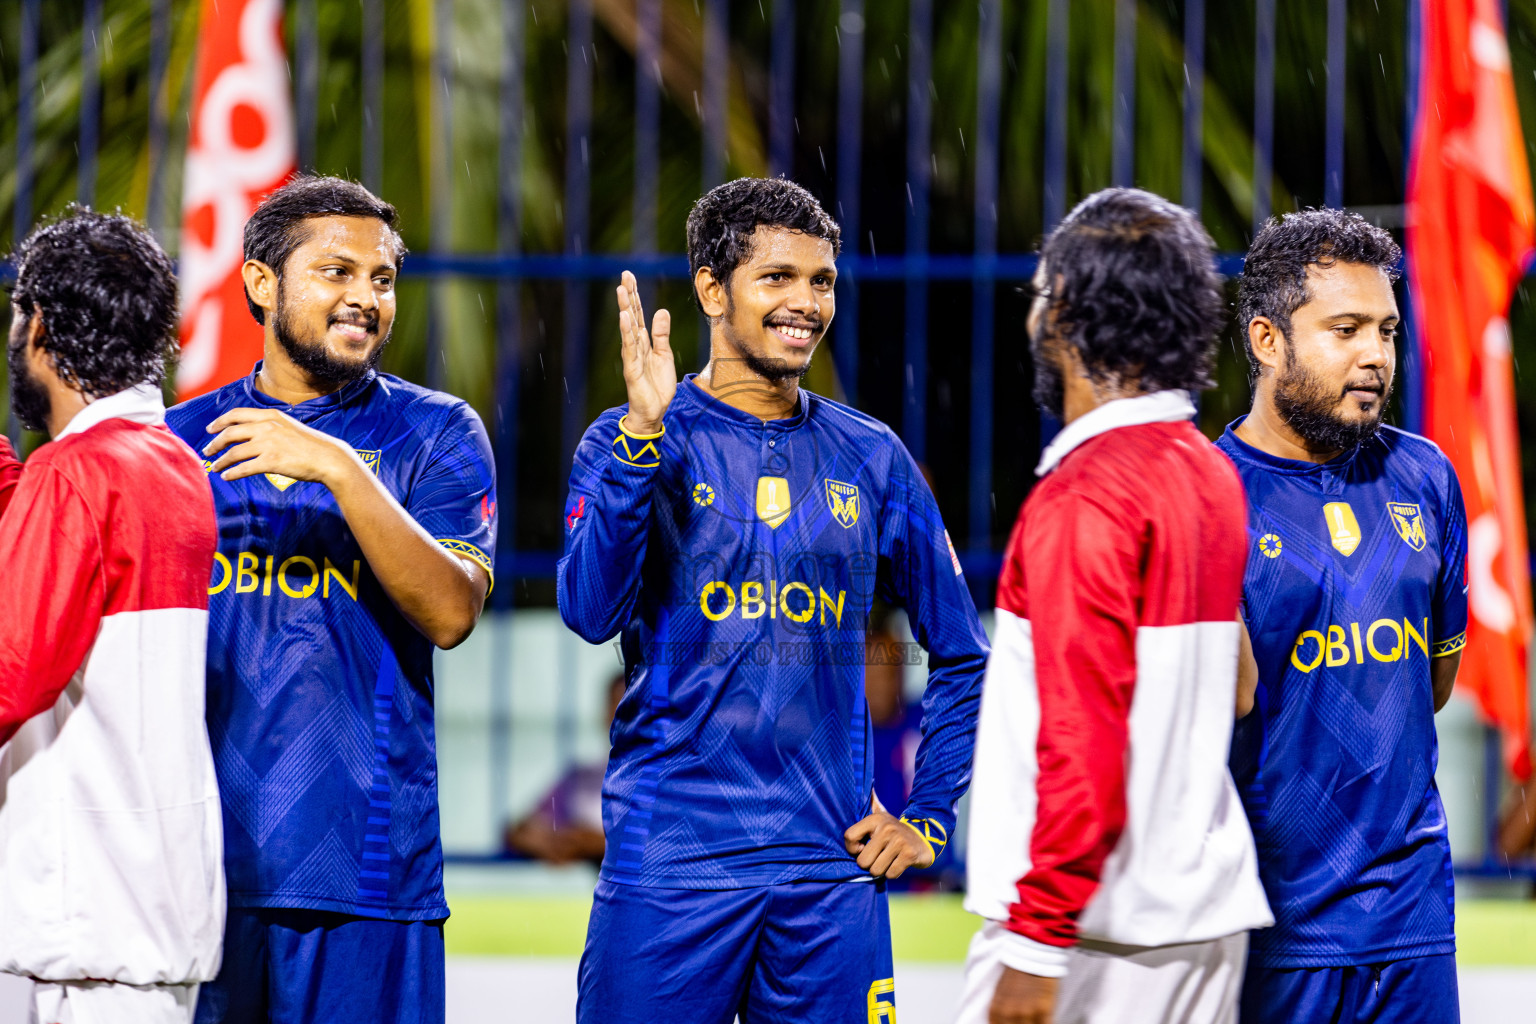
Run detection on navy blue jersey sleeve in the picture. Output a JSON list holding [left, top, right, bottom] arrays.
[[876, 442, 989, 858], [557, 408, 664, 643], [1433, 459, 1469, 656], [407, 401, 498, 582]]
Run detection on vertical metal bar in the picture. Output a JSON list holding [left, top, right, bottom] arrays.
[[835, 0, 864, 405], [146, 0, 171, 237], [769, 0, 796, 177], [79, 0, 104, 207], [1181, 0, 1205, 211], [560, 0, 594, 777], [428, 0, 454, 392], [970, 0, 1002, 554], [634, 0, 662, 255], [1402, 0, 1424, 436], [362, 0, 385, 193], [1111, 0, 1136, 188], [15, 0, 39, 243], [903, 0, 932, 460], [1044, 0, 1068, 230], [1253, 0, 1276, 233], [702, 0, 729, 188], [297, 0, 319, 170], [1324, 0, 1346, 208], [490, 0, 525, 849]]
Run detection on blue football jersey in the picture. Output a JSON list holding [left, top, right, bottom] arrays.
[[167, 365, 496, 921], [558, 376, 989, 889], [1216, 421, 1468, 967]]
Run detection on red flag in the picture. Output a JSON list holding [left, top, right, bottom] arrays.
[[176, 0, 295, 401], [1408, 0, 1536, 779]]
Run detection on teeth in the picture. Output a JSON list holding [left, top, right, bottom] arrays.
[[779, 326, 812, 340]]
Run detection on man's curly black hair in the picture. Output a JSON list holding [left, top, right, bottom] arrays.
[[243, 173, 405, 325], [685, 177, 841, 309], [10, 206, 177, 397], [1238, 208, 1401, 381], [1039, 187, 1223, 392]]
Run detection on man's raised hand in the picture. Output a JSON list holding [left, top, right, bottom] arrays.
[[616, 270, 676, 435]]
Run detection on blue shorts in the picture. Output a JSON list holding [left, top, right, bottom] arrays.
[[192, 908, 445, 1024], [1239, 953, 1459, 1024], [578, 878, 896, 1024]]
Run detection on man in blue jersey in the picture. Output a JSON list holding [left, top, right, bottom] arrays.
[[560, 177, 988, 1023], [166, 175, 496, 1024], [1218, 209, 1467, 1024]]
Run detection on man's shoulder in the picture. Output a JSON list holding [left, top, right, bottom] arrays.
[[368, 374, 483, 435], [166, 380, 243, 437], [1369, 426, 1452, 478]]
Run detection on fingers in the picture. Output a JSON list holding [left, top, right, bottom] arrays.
[[622, 271, 649, 348], [208, 441, 262, 474], [650, 308, 672, 355], [844, 814, 877, 854], [218, 453, 273, 481], [202, 424, 258, 458], [206, 407, 277, 434], [870, 842, 906, 879]]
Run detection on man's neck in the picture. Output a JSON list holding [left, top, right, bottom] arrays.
[[254, 336, 347, 405], [1059, 368, 1145, 426], [44, 385, 90, 439], [1234, 386, 1341, 464], [696, 343, 803, 422]]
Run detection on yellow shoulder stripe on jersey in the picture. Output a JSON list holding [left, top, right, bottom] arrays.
[[438, 539, 495, 595], [899, 816, 948, 863], [613, 416, 664, 468], [1432, 631, 1467, 658]]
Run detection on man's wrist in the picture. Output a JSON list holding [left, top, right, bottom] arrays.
[[620, 414, 665, 438]]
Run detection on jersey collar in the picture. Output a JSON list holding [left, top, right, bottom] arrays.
[[241, 360, 379, 420], [677, 373, 810, 430], [1036, 389, 1195, 476], [1218, 416, 1362, 475], [54, 381, 166, 440]]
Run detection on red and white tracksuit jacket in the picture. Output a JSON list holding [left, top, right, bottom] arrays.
[[964, 390, 1272, 975], [0, 384, 225, 986]]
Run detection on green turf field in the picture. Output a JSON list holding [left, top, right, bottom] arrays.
[[443, 893, 1536, 965]]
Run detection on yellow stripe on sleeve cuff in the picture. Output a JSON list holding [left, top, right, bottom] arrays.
[[1432, 631, 1467, 658]]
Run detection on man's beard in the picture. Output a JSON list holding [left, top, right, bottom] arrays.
[[7, 325, 52, 433], [717, 299, 813, 385], [1029, 327, 1066, 420], [272, 288, 387, 387], [1273, 347, 1392, 454]]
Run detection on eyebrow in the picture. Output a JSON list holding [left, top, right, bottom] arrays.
[[1317, 311, 1396, 322], [315, 253, 396, 274]]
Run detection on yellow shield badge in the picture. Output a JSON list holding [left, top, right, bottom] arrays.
[[1387, 502, 1427, 552], [756, 476, 792, 528], [826, 479, 859, 529], [1322, 501, 1362, 557]]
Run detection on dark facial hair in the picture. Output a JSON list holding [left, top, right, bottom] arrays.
[[272, 279, 388, 387], [717, 292, 812, 386], [1272, 344, 1392, 455], [1029, 318, 1067, 420], [7, 316, 53, 433]]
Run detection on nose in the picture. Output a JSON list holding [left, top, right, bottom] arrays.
[[1358, 325, 1390, 370], [343, 274, 379, 311], [784, 278, 819, 318]]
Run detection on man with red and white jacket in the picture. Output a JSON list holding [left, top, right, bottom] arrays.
[[959, 189, 1271, 1024], [0, 211, 223, 1024]]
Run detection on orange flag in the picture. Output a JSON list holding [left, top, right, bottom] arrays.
[[1408, 0, 1536, 779], [176, 0, 295, 401]]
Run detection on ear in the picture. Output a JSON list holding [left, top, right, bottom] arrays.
[[694, 267, 728, 319], [23, 311, 57, 382], [242, 259, 279, 322], [1247, 316, 1284, 377]]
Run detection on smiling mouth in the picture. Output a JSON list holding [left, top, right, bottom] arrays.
[[331, 320, 375, 342], [768, 324, 818, 343]]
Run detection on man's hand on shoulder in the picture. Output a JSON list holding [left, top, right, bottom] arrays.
[[843, 803, 935, 879], [203, 408, 363, 490], [988, 967, 1058, 1024]]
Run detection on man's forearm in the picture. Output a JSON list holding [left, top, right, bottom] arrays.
[[325, 454, 487, 648], [1431, 650, 1461, 713]]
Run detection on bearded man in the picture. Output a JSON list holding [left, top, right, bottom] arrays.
[[166, 175, 496, 1024], [1220, 209, 1468, 1024]]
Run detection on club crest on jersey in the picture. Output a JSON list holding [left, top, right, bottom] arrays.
[[1322, 501, 1361, 557], [1387, 502, 1427, 552], [756, 476, 792, 528], [825, 479, 859, 528]]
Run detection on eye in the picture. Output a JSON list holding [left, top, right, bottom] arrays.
[[813, 275, 833, 287], [322, 266, 347, 279], [1381, 323, 1398, 339], [1334, 324, 1357, 337], [374, 275, 394, 289]]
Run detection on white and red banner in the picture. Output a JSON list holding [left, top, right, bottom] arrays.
[[177, 0, 294, 401], [1408, 0, 1536, 779]]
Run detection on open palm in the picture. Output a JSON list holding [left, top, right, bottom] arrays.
[[616, 270, 676, 434]]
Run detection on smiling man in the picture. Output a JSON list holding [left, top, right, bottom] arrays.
[[165, 176, 496, 1024], [559, 177, 988, 1023], [1219, 209, 1468, 1024]]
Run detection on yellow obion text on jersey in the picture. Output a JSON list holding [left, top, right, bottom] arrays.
[[209, 552, 362, 601], [1290, 617, 1430, 672], [698, 579, 847, 626]]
